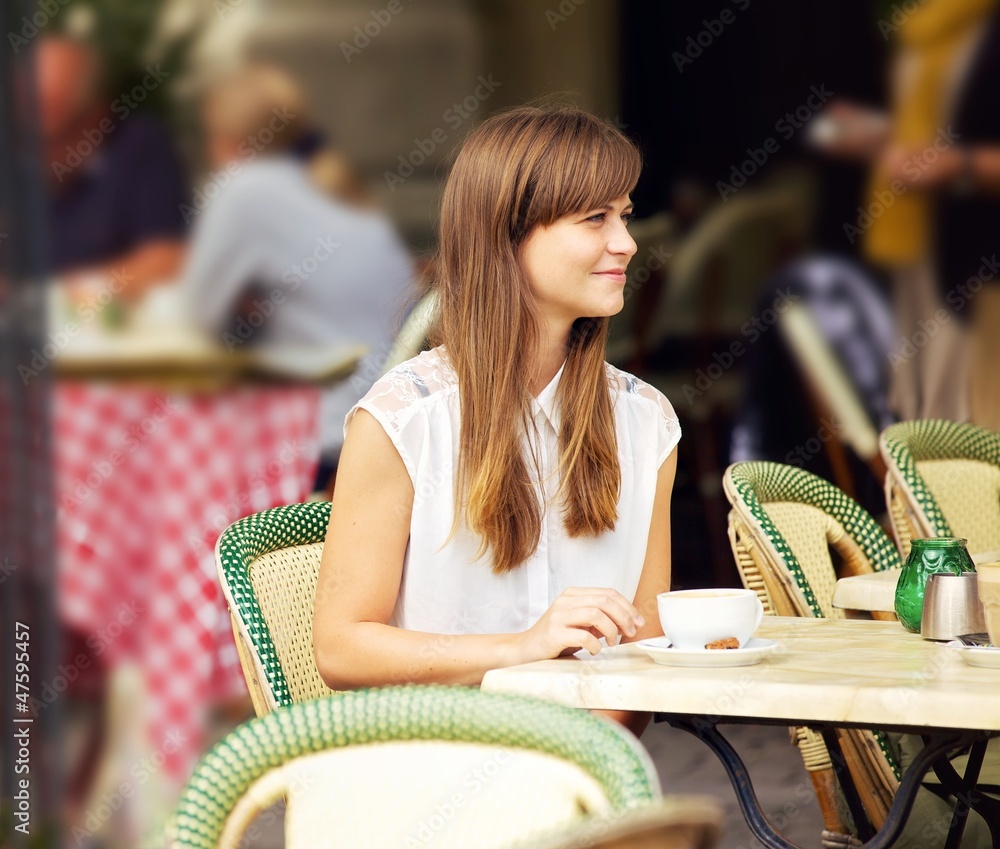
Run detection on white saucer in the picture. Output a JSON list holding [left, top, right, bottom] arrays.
[[636, 637, 779, 668], [946, 639, 1000, 669]]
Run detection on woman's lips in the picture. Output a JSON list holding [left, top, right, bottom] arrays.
[[594, 270, 627, 283]]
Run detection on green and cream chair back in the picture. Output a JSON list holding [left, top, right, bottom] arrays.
[[215, 501, 334, 716], [167, 686, 665, 849], [723, 462, 901, 619], [880, 420, 1000, 561], [723, 462, 901, 844]]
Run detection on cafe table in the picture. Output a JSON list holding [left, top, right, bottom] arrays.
[[481, 616, 1000, 849], [834, 551, 1000, 614], [52, 311, 364, 790]]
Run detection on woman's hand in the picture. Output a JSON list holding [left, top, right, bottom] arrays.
[[513, 587, 645, 662]]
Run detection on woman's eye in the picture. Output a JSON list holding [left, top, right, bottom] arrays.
[[584, 210, 634, 223]]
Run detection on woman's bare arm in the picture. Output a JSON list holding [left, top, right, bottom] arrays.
[[597, 447, 677, 735], [313, 409, 644, 689]]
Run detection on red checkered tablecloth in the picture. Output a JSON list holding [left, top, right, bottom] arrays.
[[53, 383, 321, 788]]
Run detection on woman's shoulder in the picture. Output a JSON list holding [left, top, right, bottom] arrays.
[[353, 347, 457, 431], [604, 363, 679, 424], [605, 363, 682, 461]]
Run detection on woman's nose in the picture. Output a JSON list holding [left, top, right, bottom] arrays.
[[609, 225, 637, 257]]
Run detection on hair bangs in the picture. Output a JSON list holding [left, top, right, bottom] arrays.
[[524, 114, 641, 231]]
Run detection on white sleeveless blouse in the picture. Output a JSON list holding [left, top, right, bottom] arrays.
[[346, 347, 681, 635]]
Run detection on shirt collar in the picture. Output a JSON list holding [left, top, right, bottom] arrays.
[[530, 359, 566, 432]]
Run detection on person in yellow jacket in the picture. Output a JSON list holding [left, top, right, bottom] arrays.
[[815, 0, 1000, 430]]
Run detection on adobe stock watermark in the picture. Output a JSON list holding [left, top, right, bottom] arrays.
[[0, 555, 18, 585], [57, 396, 183, 513], [51, 66, 171, 182], [689, 674, 760, 731], [388, 606, 491, 686], [887, 254, 998, 372], [213, 0, 247, 21], [622, 243, 672, 304], [349, 338, 398, 396], [72, 728, 187, 847], [569, 240, 673, 356], [784, 415, 842, 467], [885, 645, 951, 710], [842, 125, 960, 244], [180, 106, 297, 224], [546, 0, 587, 31], [18, 267, 136, 384], [681, 287, 797, 403], [232, 765, 319, 849], [672, 0, 752, 73], [877, 0, 929, 39], [7, 0, 71, 53], [716, 84, 833, 200], [384, 75, 502, 191], [185, 438, 311, 554], [915, 788, 983, 848], [222, 235, 339, 351], [402, 750, 513, 846], [340, 0, 414, 62], [730, 779, 817, 849], [26, 600, 144, 718]]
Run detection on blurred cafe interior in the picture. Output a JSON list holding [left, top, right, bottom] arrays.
[[4, 0, 1000, 847]]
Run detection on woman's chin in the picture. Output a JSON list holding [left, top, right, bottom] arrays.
[[604, 295, 626, 317]]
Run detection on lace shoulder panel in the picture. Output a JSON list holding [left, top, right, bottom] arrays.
[[354, 347, 457, 433], [606, 363, 676, 418], [606, 363, 682, 460]]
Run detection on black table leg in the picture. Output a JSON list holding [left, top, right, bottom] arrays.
[[666, 716, 800, 849], [664, 716, 977, 849], [932, 738, 1000, 849]]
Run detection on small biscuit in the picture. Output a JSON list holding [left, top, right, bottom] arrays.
[[705, 637, 740, 650]]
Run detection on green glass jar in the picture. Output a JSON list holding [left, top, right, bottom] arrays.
[[894, 537, 976, 632]]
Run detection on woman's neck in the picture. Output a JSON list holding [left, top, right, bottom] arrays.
[[530, 321, 571, 396]]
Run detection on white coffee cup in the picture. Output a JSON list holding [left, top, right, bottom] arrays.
[[657, 588, 764, 650]]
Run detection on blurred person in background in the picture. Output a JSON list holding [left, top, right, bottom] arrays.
[[38, 33, 187, 294], [181, 63, 415, 487], [813, 0, 1000, 431]]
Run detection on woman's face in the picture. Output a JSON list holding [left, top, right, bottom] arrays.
[[519, 194, 637, 330]]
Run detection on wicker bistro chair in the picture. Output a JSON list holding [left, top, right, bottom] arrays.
[[216, 501, 334, 716], [880, 419, 1000, 562], [723, 462, 903, 846], [167, 686, 668, 849]]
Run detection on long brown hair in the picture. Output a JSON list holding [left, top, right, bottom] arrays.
[[432, 105, 642, 573]]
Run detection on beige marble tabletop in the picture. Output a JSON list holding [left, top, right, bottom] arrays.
[[481, 617, 1000, 731], [832, 569, 900, 613]]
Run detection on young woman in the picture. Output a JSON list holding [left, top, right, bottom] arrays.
[[314, 106, 680, 717]]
